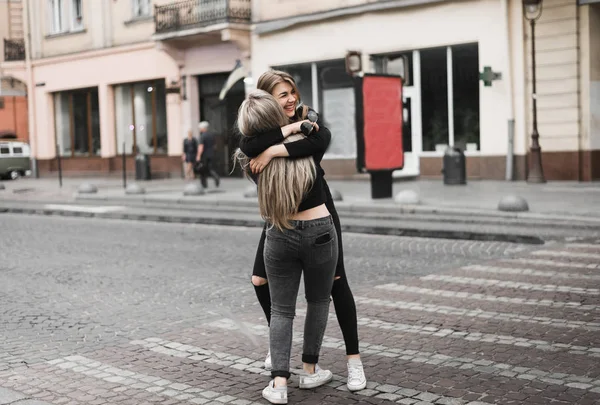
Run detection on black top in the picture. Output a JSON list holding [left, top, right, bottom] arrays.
[[239, 122, 331, 213], [183, 137, 198, 158], [200, 131, 216, 159]]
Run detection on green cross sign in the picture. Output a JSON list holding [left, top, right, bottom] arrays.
[[479, 66, 502, 87]]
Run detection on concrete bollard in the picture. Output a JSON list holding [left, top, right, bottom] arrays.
[[77, 183, 98, 194], [0, 183, 5, 190], [393, 190, 420, 205], [243, 185, 258, 198], [125, 183, 145, 195], [329, 188, 343, 201], [183, 183, 205, 196], [498, 195, 529, 212]]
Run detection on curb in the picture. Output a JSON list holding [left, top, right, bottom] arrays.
[[1, 206, 545, 245], [73, 194, 600, 227]]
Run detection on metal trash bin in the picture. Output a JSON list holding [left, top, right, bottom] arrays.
[[135, 153, 151, 181], [442, 146, 466, 185]]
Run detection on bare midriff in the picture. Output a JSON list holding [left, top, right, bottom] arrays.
[[290, 203, 330, 221]]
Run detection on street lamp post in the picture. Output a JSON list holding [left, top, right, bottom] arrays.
[[523, 0, 546, 183]]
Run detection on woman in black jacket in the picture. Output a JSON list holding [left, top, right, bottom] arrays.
[[239, 70, 366, 392]]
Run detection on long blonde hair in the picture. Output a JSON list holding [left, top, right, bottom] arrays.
[[235, 90, 316, 231]]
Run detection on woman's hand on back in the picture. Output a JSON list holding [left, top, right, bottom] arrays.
[[249, 150, 274, 174]]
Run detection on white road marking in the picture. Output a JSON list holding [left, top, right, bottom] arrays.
[[503, 258, 599, 269], [462, 264, 600, 281], [353, 295, 600, 331], [532, 250, 600, 261], [421, 274, 600, 295], [375, 283, 600, 311], [44, 204, 125, 214]]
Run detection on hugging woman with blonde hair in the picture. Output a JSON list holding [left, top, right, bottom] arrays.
[[235, 90, 337, 404], [239, 70, 366, 393]]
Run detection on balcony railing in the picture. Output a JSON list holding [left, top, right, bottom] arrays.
[[4, 38, 25, 62], [155, 0, 251, 34]]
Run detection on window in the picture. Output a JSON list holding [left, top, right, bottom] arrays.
[[114, 80, 167, 155], [132, 0, 151, 17], [71, 0, 83, 30], [12, 147, 23, 155], [49, 0, 64, 33], [54, 88, 101, 157], [0, 146, 9, 155], [48, 0, 84, 34], [274, 59, 356, 159]]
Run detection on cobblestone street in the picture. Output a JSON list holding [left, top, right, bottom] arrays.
[[1, 214, 599, 404]]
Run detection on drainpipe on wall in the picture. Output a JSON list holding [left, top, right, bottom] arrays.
[[502, 0, 516, 181], [23, 0, 38, 177]]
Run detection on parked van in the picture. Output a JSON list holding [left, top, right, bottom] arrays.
[[0, 141, 32, 180]]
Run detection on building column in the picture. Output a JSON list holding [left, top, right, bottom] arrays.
[[181, 75, 199, 139], [167, 92, 182, 156], [98, 84, 115, 158]]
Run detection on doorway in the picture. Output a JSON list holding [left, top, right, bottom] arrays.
[[197, 73, 245, 177]]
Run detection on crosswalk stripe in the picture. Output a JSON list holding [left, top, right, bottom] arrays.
[[462, 264, 600, 281], [375, 283, 600, 311], [206, 319, 600, 393], [566, 243, 600, 250], [503, 258, 599, 269], [139, 332, 494, 405], [351, 315, 600, 358], [47, 355, 262, 404], [353, 296, 600, 331], [532, 250, 600, 260], [421, 274, 600, 295]]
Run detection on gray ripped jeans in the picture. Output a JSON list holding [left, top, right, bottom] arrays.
[[264, 216, 338, 379]]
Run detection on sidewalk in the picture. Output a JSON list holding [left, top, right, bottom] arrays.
[[1, 176, 599, 219]]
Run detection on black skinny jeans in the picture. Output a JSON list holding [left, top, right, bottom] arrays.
[[252, 187, 360, 355]]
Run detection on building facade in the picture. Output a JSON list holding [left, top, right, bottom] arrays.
[[0, 0, 250, 177], [250, 0, 600, 181], [1, 0, 598, 180]]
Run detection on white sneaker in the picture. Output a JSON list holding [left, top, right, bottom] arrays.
[[262, 380, 287, 404], [299, 364, 333, 389], [264, 350, 272, 371], [347, 359, 367, 391]]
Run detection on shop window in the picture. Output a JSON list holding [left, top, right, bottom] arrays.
[[114, 80, 167, 155], [452, 43, 480, 151], [274, 59, 356, 159], [54, 88, 101, 157], [420, 47, 449, 152]]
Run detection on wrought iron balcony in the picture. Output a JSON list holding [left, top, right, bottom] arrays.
[[155, 0, 251, 34], [3, 38, 25, 62]]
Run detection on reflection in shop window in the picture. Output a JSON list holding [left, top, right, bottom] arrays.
[[274, 60, 356, 159], [114, 80, 167, 155], [54, 88, 101, 157]]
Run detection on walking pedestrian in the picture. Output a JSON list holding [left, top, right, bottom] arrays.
[[182, 130, 198, 180], [235, 90, 336, 404], [238, 70, 366, 392], [196, 121, 220, 188]]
